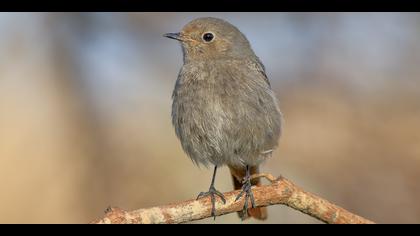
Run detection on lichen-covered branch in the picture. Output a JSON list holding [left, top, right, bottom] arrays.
[[91, 175, 374, 224]]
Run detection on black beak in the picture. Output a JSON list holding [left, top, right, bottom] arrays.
[[163, 32, 182, 41]]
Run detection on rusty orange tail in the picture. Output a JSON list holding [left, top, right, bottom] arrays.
[[229, 165, 268, 220]]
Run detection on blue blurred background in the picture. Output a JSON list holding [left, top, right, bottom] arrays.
[[0, 12, 419, 223]]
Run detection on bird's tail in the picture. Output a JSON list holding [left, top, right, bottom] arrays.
[[229, 165, 268, 220]]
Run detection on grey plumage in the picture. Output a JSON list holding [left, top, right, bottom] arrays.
[[170, 17, 282, 168], [166, 17, 282, 220]]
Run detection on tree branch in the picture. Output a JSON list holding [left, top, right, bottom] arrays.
[[91, 175, 375, 224]]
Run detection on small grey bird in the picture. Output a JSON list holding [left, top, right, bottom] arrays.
[[164, 17, 282, 220]]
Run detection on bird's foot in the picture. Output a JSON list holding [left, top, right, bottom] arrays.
[[196, 186, 226, 219], [234, 176, 256, 220]]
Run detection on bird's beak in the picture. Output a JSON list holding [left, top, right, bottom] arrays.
[[163, 32, 183, 41]]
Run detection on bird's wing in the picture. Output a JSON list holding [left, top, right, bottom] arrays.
[[249, 57, 271, 88]]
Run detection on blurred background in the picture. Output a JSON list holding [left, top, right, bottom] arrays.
[[0, 12, 419, 224]]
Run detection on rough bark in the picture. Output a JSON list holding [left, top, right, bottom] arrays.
[[91, 174, 374, 224]]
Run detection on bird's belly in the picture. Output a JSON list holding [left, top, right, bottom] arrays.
[[173, 93, 279, 167]]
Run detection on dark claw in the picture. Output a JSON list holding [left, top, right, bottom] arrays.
[[235, 189, 245, 202], [249, 190, 256, 208], [196, 186, 226, 219], [196, 192, 206, 200], [214, 189, 226, 204], [234, 173, 256, 219], [242, 192, 249, 220], [210, 194, 216, 219]]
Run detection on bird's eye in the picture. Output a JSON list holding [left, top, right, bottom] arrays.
[[202, 32, 214, 42]]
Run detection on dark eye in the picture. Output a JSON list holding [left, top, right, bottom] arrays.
[[202, 32, 214, 42]]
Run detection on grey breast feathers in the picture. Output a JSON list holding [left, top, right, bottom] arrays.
[[172, 59, 282, 167]]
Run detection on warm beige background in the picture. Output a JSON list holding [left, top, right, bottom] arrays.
[[0, 12, 419, 223]]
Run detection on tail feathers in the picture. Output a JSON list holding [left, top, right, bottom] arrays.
[[229, 165, 268, 220]]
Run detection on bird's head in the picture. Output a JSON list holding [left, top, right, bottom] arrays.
[[164, 17, 256, 63]]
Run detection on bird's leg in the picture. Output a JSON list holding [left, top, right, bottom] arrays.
[[196, 165, 226, 219], [234, 165, 256, 220]]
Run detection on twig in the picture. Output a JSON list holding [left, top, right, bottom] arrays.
[[91, 175, 375, 224]]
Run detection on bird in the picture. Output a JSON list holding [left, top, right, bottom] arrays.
[[164, 17, 282, 221]]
